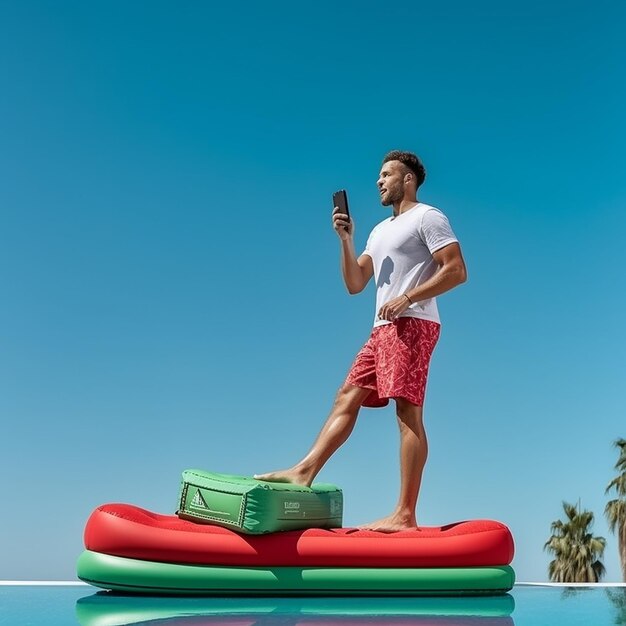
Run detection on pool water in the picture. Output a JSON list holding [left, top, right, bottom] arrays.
[[0, 584, 625, 626]]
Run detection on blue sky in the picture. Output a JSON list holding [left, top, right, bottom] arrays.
[[1, 1, 624, 582]]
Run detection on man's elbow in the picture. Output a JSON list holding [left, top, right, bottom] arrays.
[[347, 269, 370, 294], [452, 263, 467, 286]]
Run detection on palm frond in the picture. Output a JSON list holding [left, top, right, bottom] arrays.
[[546, 501, 606, 582]]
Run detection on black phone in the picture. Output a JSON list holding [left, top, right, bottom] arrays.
[[332, 189, 350, 227]]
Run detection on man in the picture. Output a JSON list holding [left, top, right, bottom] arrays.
[[255, 150, 467, 531]]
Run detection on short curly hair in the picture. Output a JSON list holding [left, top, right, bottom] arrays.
[[382, 150, 426, 189]]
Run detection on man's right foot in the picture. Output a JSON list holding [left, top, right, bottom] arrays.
[[253, 468, 312, 487]]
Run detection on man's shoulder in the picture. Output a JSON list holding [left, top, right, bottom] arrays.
[[417, 202, 446, 216], [415, 202, 453, 227]]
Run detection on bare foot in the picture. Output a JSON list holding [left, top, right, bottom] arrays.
[[358, 513, 419, 533], [253, 467, 312, 487]]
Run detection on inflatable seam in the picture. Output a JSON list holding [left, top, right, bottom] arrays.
[[97, 506, 153, 523]]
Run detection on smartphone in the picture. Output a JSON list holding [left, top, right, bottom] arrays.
[[332, 190, 350, 229]]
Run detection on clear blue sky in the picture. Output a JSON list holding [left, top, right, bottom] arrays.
[[1, 1, 624, 582]]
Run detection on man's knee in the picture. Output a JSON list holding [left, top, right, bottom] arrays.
[[395, 398, 423, 424], [334, 384, 367, 412]]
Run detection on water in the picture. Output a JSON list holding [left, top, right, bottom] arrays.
[[0, 584, 625, 626]]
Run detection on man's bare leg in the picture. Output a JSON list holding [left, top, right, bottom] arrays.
[[359, 397, 427, 531], [254, 385, 371, 487]]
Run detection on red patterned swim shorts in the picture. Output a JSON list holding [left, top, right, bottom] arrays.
[[345, 317, 441, 408]]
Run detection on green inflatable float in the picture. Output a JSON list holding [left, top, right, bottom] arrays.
[[78, 551, 515, 596]]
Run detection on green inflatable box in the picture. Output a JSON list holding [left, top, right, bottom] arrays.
[[177, 469, 343, 533]]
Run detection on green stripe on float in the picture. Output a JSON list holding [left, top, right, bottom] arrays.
[[77, 550, 515, 596]]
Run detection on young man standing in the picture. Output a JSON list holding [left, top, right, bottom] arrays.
[[255, 150, 467, 531]]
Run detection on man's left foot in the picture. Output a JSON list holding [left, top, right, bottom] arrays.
[[357, 514, 419, 533]]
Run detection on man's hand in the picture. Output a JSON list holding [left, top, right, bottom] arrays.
[[332, 206, 353, 241], [378, 295, 412, 322]]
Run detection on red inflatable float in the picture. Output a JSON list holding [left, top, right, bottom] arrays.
[[84, 503, 514, 568]]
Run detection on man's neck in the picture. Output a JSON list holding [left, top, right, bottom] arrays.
[[392, 198, 419, 218]]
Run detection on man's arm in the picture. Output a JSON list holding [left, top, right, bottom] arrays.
[[332, 207, 373, 294], [341, 243, 373, 294], [377, 242, 467, 322], [405, 242, 467, 303]]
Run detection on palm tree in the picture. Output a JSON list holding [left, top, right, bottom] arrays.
[[544, 501, 606, 582], [605, 438, 626, 582]]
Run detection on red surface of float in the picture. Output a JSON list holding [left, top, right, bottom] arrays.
[[84, 503, 514, 568]]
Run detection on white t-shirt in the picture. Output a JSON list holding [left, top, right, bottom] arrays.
[[362, 202, 458, 327]]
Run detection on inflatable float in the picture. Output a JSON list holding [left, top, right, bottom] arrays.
[[78, 489, 514, 595], [75, 593, 516, 626]]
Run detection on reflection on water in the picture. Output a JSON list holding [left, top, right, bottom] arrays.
[[558, 587, 597, 600], [75, 593, 515, 626], [607, 588, 626, 625], [131, 618, 515, 626], [512, 585, 626, 625]]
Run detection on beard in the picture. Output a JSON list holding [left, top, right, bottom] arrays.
[[380, 185, 403, 206]]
